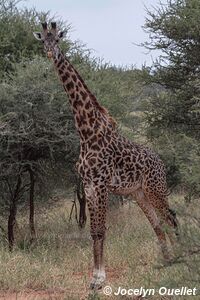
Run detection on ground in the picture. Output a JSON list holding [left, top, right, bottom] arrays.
[[0, 194, 199, 300]]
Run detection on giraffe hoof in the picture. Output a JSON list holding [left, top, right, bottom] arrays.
[[90, 276, 105, 290], [90, 282, 103, 290]]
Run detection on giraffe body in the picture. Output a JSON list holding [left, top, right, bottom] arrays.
[[33, 23, 179, 289], [78, 133, 167, 196]]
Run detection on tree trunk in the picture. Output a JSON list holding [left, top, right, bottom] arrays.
[[28, 168, 36, 242], [8, 175, 21, 251]]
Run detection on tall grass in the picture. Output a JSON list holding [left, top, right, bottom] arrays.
[[0, 195, 199, 299]]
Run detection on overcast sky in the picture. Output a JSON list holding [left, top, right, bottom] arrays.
[[20, 0, 167, 68]]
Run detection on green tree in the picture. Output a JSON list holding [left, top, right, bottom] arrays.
[[143, 0, 200, 193], [143, 0, 200, 285], [0, 57, 79, 249]]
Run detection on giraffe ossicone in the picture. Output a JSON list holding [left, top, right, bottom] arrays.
[[33, 22, 179, 290]]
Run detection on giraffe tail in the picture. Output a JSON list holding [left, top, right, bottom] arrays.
[[168, 208, 180, 238]]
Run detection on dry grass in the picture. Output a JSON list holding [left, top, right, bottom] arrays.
[[0, 195, 199, 299]]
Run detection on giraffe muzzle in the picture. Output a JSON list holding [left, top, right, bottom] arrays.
[[47, 51, 53, 59]]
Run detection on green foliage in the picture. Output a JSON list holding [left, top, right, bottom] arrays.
[[144, 0, 200, 87], [144, 0, 200, 195], [88, 66, 141, 120], [0, 0, 40, 76], [0, 0, 71, 78], [0, 57, 79, 213], [148, 132, 200, 193]]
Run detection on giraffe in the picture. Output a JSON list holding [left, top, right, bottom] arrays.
[[33, 22, 179, 289]]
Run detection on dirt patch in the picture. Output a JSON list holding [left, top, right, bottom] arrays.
[[0, 289, 65, 300], [0, 289, 145, 300], [0, 267, 126, 300]]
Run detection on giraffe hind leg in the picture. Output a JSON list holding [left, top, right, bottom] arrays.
[[159, 204, 180, 240], [150, 195, 180, 244], [156, 205, 181, 261], [134, 189, 171, 262]]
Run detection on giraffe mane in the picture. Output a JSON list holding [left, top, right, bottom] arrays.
[[73, 69, 116, 128], [90, 94, 117, 128]]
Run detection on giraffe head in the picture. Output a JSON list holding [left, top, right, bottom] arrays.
[[33, 22, 66, 59]]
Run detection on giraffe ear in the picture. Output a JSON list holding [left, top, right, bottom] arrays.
[[33, 32, 43, 41], [58, 30, 67, 39]]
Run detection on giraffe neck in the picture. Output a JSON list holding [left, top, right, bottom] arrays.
[[53, 50, 115, 142]]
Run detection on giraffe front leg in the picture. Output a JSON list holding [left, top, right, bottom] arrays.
[[90, 233, 106, 289], [84, 183, 108, 290]]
